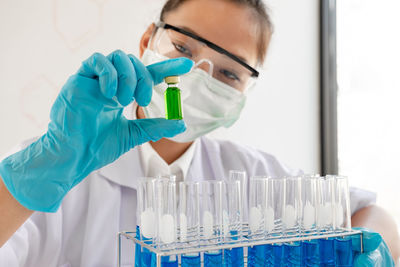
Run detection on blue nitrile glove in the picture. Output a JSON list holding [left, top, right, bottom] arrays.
[[352, 227, 395, 267], [0, 50, 193, 212]]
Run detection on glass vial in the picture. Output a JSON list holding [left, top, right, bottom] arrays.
[[164, 76, 183, 120]]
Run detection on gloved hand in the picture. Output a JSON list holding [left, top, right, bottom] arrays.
[[352, 227, 395, 266], [0, 50, 193, 212]]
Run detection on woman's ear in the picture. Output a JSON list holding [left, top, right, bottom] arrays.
[[139, 23, 156, 57]]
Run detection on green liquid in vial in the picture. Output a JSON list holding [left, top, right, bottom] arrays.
[[165, 86, 182, 120]]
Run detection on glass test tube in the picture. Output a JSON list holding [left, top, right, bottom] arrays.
[[335, 238, 353, 267], [263, 177, 274, 236], [283, 177, 303, 266], [265, 177, 285, 234], [138, 178, 157, 239], [283, 243, 303, 267], [248, 177, 267, 238], [264, 177, 285, 266], [283, 177, 302, 234], [154, 178, 178, 267], [301, 175, 318, 232], [223, 180, 243, 239], [198, 181, 223, 244], [228, 170, 248, 220], [155, 178, 177, 246], [135, 177, 144, 267], [224, 171, 246, 267], [301, 175, 321, 266], [332, 175, 353, 267], [247, 177, 268, 267], [134, 225, 141, 267], [208, 180, 243, 267], [302, 239, 321, 267], [316, 176, 335, 232], [270, 244, 284, 267], [200, 181, 224, 267], [137, 178, 157, 266], [179, 181, 201, 267], [317, 176, 336, 267], [156, 174, 179, 267], [331, 175, 351, 231]]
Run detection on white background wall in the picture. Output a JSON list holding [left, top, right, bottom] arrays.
[[337, 1, 400, 226], [0, 0, 320, 174]]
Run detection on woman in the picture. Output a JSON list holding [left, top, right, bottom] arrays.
[[0, 0, 398, 265]]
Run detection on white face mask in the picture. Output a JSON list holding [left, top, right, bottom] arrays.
[[141, 49, 247, 143]]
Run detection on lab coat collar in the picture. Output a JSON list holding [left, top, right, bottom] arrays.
[[98, 147, 144, 190], [138, 139, 198, 181], [98, 139, 202, 189], [98, 136, 223, 189]]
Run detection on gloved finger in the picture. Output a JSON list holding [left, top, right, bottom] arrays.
[[128, 55, 154, 107], [128, 56, 193, 106], [352, 227, 382, 253], [107, 50, 137, 106], [127, 118, 186, 147], [353, 253, 377, 266], [147, 57, 194, 85], [77, 52, 118, 99]]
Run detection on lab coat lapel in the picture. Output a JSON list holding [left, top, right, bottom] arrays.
[[98, 146, 144, 189], [100, 137, 226, 187]]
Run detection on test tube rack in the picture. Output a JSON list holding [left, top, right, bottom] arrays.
[[117, 226, 363, 267]]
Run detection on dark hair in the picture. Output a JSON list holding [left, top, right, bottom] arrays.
[[160, 0, 273, 65]]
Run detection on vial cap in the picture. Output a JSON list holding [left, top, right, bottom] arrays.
[[165, 76, 180, 84]]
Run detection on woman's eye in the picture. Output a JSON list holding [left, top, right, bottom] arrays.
[[172, 43, 192, 57], [220, 69, 240, 82]]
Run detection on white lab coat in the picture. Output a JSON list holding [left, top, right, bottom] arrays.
[[0, 136, 376, 267]]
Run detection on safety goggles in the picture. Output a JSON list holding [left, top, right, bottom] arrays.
[[150, 21, 259, 92]]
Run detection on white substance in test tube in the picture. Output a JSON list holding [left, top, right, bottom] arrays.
[[335, 203, 344, 227], [249, 206, 262, 233], [159, 214, 175, 244], [141, 209, 156, 238], [264, 207, 275, 232], [324, 203, 333, 225], [180, 213, 188, 241], [317, 203, 333, 227], [303, 202, 315, 229], [203, 211, 213, 239], [284, 205, 296, 228]]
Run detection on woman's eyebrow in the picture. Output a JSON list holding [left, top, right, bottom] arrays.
[[175, 25, 249, 64]]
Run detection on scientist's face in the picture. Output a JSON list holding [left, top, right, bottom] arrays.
[[137, 0, 265, 143], [140, 0, 260, 74]]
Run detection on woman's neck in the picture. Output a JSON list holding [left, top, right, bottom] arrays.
[[136, 106, 193, 165]]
